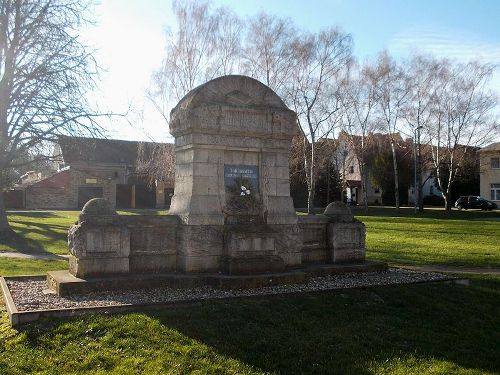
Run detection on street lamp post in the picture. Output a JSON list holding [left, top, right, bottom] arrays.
[[413, 126, 423, 213], [413, 128, 417, 213]]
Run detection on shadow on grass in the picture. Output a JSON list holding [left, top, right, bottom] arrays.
[[146, 281, 500, 374], [6, 211, 60, 219], [6, 278, 499, 374], [0, 220, 68, 257]]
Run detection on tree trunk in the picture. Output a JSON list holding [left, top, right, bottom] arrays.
[[360, 162, 368, 212], [307, 140, 315, 214], [443, 193, 451, 211], [417, 140, 424, 212], [302, 136, 314, 214], [390, 140, 400, 211], [0, 187, 14, 240], [326, 161, 330, 205], [417, 165, 424, 212]]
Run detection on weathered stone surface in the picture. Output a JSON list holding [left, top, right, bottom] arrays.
[[298, 215, 330, 264], [123, 216, 179, 273], [175, 225, 224, 272], [324, 201, 355, 223], [169, 75, 301, 271], [68, 198, 130, 277], [328, 222, 366, 263]]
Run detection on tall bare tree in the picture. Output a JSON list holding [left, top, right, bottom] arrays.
[[0, 0, 105, 238], [151, 0, 242, 117], [373, 51, 411, 211], [136, 142, 175, 188], [242, 13, 297, 97], [403, 54, 446, 211], [287, 27, 353, 213], [339, 62, 378, 211], [428, 60, 498, 210], [213, 7, 242, 76]]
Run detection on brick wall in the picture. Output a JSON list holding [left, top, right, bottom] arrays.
[[26, 187, 72, 209]]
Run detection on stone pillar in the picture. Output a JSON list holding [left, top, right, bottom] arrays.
[[68, 198, 130, 277], [324, 202, 366, 263], [168, 75, 302, 273]]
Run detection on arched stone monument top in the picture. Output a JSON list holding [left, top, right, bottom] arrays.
[[171, 75, 289, 115], [169, 75, 298, 140]]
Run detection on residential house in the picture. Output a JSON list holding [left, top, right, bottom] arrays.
[[479, 142, 500, 203], [13, 136, 174, 210]]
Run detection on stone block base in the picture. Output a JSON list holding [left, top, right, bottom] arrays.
[[222, 255, 285, 274], [129, 254, 176, 273], [328, 222, 366, 264], [176, 225, 224, 272], [176, 255, 221, 273], [301, 245, 330, 264], [69, 255, 129, 278], [47, 261, 388, 297]]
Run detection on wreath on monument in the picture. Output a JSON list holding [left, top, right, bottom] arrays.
[[225, 176, 261, 213]]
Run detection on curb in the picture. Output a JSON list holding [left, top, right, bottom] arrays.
[[1, 273, 469, 327]]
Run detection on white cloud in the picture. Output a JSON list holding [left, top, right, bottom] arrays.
[[389, 26, 500, 62]]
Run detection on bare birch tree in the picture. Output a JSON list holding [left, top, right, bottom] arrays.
[[373, 51, 411, 211], [213, 7, 243, 76], [242, 13, 297, 97], [0, 0, 106, 238], [287, 28, 353, 213], [149, 0, 242, 121], [428, 60, 498, 210], [339, 63, 378, 211], [136, 142, 175, 188], [402, 54, 446, 211]]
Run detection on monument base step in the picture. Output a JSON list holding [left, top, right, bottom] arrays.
[[47, 261, 388, 297]]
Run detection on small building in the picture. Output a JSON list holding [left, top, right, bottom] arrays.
[[19, 136, 174, 210], [479, 142, 500, 203]]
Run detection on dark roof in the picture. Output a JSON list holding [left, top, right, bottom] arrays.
[[28, 170, 71, 189], [57, 136, 173, 165]]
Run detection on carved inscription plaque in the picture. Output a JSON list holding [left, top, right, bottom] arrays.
[[224, 165, 259, 193]]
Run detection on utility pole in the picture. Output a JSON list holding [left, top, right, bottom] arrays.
[[414, 126, 423, 213], [413, 128, 417, 213], [417, 126, 423, 212]]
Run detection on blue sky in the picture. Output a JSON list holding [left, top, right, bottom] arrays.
[[83, 0, 500, 142]]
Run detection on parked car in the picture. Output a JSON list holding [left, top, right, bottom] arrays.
[[454, 196, 498, 211]]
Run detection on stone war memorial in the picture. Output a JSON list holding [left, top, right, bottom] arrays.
[[42, 75, 385, 296]]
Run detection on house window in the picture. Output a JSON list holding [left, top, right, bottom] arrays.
[[492, 157, 500, 169], [349, 166, 354, 174], [374, 187, 380, 194], [491, 184, 500, 201]]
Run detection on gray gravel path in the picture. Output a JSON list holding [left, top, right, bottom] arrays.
[[6, 269, 452, 312]]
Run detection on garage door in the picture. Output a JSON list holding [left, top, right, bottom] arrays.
[[78, 186, 103, 209]]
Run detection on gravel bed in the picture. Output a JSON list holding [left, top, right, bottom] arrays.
[[6, 269, 452, 312]]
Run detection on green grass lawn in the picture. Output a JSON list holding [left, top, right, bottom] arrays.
[[361, 215, 500, 267], [1, 211, 78, 255], [0, 209, 499, 374], [0, 208, 499, 276], [0, 210, 167, 276], [352, 207, 500, 267], [0, 275, 498, 374]]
